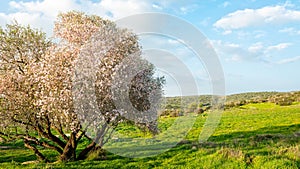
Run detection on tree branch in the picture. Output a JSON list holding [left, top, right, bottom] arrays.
[[24, 139, 48, 162], [36, 124, 66, 149], [12, 117, 33, 127], [53, 123, 68, 141], [25, 135, 63, 154], [77, 141, 96, 160]]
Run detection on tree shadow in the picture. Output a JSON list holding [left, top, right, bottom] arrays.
[[1, 124, 299, 168], [208, 123, 300, 144]]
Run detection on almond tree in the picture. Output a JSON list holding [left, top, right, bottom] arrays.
[[0, 12, 164, 162]]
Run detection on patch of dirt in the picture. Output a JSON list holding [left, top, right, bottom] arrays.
[[0, 146, 24, 149], [0, 146, 13, 149], [21, 160, 39, 165]]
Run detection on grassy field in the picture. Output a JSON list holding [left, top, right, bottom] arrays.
[[0, 102, 299, 168]]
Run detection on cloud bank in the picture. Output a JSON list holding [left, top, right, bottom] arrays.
[[214, 4, 300, 30]]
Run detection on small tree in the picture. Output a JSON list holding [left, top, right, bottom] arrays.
[[0, 11, 164, 162], [0, 22, 52, 152]]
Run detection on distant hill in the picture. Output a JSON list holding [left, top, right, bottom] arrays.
[[225, 91, 279, 103], [160, 91, 300, 116]]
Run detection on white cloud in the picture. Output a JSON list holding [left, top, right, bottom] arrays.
[[199, 17, 211, 27], [214, 4, 300, 30], [9, 0, 78, 17], [279, 27, 300, 35], [233, 30, 266, 40], [0, 0, 85, 34], [0, 12, 39, 25], [152, 3, 162, 10], [266, 43, 292, 51], [223, 1, 230, 8], [96, 0, 152, 18], [248, 42, 263, 53], [222, 30, 232, 35], [254, 32, 265, 38], [8, 0, 153, 19], [211, 40, 251, 62], [177, 4, 198, 15], [0, 11, 55, 34], [212, 40, 295, 63], [0, 0, 157, 35], [0, 0, 201, 36], [276, 56, 300, 64]]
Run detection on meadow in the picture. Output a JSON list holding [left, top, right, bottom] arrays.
[[0, 102, 299, 168]]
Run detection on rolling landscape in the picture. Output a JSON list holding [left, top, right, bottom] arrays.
[[1, 0, 300, 169], [1, 91, 299, 168]]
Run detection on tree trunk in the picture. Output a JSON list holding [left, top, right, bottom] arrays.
[[77, 124, 109, 160], [60, 132, 77, 162], [77, 141, 96, 160]]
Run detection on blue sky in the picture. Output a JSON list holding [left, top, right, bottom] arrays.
[[0, 0, 299, 95]]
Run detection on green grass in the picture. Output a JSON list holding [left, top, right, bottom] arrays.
[[0, 102, 299, 168]]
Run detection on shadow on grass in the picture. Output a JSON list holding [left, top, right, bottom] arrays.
[[98, 124, 300, 166], [0, 124, 299, 168], [208, 124, 300, 144], [0, 149, 36, 163]]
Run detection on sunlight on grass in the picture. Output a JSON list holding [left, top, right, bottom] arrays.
[[1, 102, 300, 168]]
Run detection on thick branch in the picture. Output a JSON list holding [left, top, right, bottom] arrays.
[[76, 130, 86, 143], [60, 132, 77, 162], [25, 136, 63, 154], [53, 123, 68, 141], [77, 123, 111, 160], [0, 131, 26, 141], [77, 141, 96, 160], [24, 139, 48, 162], [12, 117, 34, 127], [0, 131, 9, 137], [36, 124, 66, 149]]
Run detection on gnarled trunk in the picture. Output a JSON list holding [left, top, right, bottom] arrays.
[[77, 141, 96, 160], [60, 132, 77, 162]]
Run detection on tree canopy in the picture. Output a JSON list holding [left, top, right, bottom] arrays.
[[0, 11, 164, 162]]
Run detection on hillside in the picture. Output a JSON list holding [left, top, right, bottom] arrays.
[[1, 102, 299, 168], [160, 91, 300, 117]]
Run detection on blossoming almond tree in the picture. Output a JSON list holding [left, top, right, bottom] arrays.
[[0, 11, 164, 162]]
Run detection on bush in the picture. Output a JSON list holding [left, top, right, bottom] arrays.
[[196, 108, 204, 114], [277, 99, 293, 106], [271, 96, 293, 106]]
